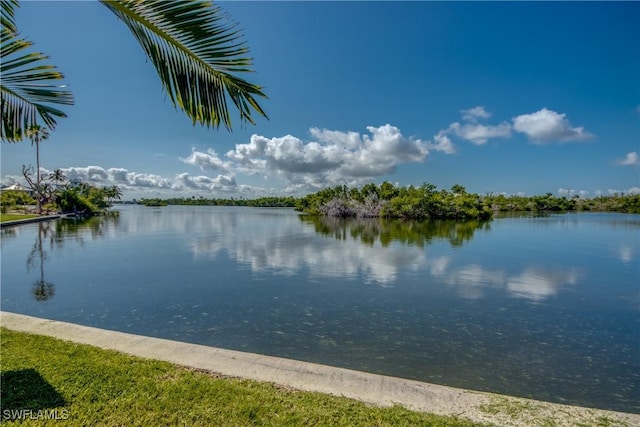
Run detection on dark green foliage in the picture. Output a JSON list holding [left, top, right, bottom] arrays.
[[139, 196, 297, 207], [53, 184, 111, 214], [139, 198, 168, 207], [0, 189, 35, 212], [484, 193, 640, 214], [296, 182, 493, 220], [298, 183, 640, 219], [55, 187, 99, 214], [301, 215, 489, 248]]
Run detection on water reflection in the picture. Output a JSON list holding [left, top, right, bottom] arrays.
[[301, 215, 489, 248], [188, 213, 490, 285], [14, 215, 119, 300], [188, 213, 430, 285], [27, 223, 55, 301], [440, 264, 581, 302]]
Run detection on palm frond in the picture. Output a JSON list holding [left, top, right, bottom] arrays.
[[101, 0, 267, 131], [1, 28, 74, 142], [1, 0, 19, 35]]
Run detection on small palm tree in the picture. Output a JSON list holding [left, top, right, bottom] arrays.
[[1, 0, 267, 142], [104, 185, 123, 205], [47, 168, 67, 188]]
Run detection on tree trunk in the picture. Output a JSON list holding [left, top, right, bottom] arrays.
[[36, 141, 41, 214]]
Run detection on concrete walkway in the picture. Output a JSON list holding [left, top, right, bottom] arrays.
[[0, 214, 61, 228], [1, 312, 638, 427]]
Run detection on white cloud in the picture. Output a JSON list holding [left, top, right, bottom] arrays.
[[43, 166, 172, 190], [512, 108, 593, 143], [433, 106, 511, 148], [64, 166, 109, 182], [461, 106, 491, 122], [448, 121, 512, 145], [616, 151, 640, 166], [180, 149, 231, 172], [428, 131, 456, 154], [173, 173, 237, 192], [309, 127, 362, 149], [558, 188, 589, 198], [223, 124, 429, 191], [608, 187, 640, 195], [4, 124, 430, 198]]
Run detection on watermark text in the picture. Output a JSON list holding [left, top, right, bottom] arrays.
[[2, 409, 69, 421]]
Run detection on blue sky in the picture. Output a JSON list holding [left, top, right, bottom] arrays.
[[2, 1, 639, 199]]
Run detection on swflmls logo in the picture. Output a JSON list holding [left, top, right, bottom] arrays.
[[2, 409, 70, 421]]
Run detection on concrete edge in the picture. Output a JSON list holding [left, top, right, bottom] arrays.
[[0, 214, 61, 228], [1, 312, 638, 427]]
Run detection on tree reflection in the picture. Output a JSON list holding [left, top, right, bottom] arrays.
[[24, 215, 118, 301], [26, 222, 55, 301], [300, 215, 490, 248]]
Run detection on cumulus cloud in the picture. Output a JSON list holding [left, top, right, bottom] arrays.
[[608, 187, 640, 195], [512, 108, 593, 143], [616, 151, 640, 166], [221, 124, 429, 191], [461, 106, 492, 122], [173, 173, 237, 192], [5, 124, 431, 198], [429, 131, 456, 154], [64, 165, 109, 182], [433, 106, 511, 148], [448, 121, 512, 145], [180, 149, 231, 172], [38, 166, 171, 191]]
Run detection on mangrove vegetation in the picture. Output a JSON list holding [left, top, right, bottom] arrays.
[[129, 182, 640, 219], [295, 182, 640, 218]]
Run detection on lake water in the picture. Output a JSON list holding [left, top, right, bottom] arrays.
[[1, 206, 638, 413]]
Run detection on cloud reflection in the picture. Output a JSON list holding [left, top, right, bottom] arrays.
[[110, 207, 585, 297], [188, 216, 428, 285], [440, 263, 580, 302]]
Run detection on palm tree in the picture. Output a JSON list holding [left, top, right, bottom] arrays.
[[25, 124, 49, 213], [104, 185, 123, 205], [1, 0, 267, 142], [47, 168, 67, 188]]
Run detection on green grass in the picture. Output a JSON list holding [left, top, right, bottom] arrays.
[[0, 213, 40, 223], [0, 328, 482, 426]]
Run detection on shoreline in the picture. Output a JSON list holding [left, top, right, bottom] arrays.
[[1, 311, 637, 426], [0, 214, 62, 228]]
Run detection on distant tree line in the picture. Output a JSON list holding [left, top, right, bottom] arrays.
[[295, 182, 640, 219], [138, 196, 297, 208], [130, 183, 640, 217], [483, 192, 640, 214]]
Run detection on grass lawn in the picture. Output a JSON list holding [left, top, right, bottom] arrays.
[[0, 328, 481, 426], [0, 213, 40, 223]]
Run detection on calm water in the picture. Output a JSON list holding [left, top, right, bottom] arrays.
[[1, 206, 639, 413]]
